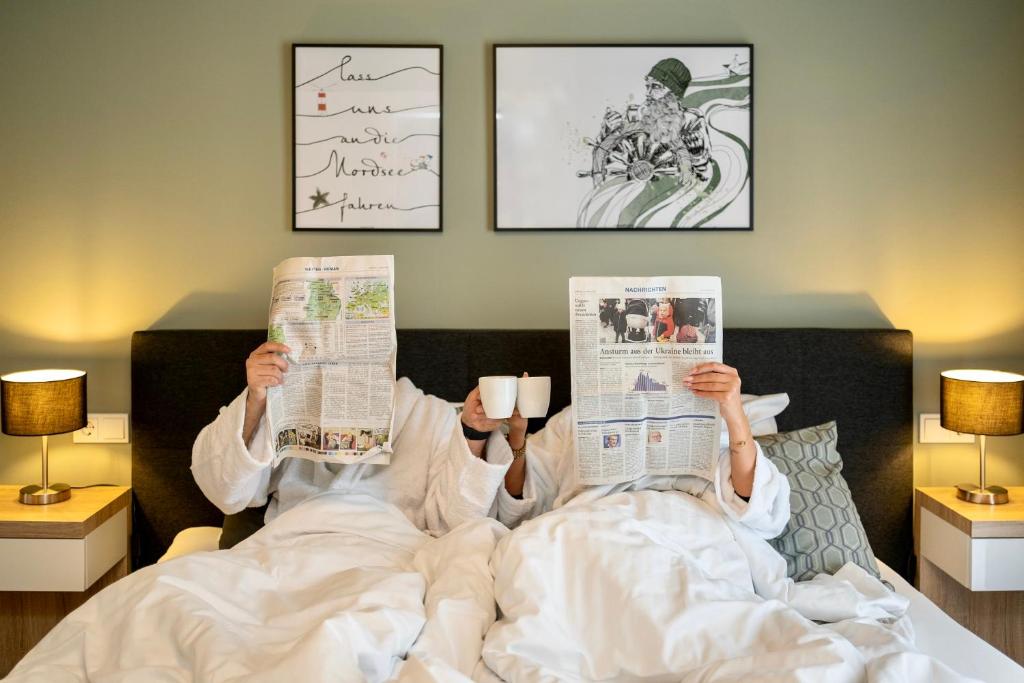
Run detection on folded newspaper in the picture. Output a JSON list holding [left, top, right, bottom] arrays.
[[570, 276, 723, 485], [265, 255, 397, 465]]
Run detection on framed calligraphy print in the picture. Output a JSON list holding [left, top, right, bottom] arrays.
[[494, 45, 752, 231], [293, 44, 442, 231]]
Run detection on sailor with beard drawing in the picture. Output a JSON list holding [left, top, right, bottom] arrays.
[[575, 54, 756, 230], [597, 57, 712, 183]]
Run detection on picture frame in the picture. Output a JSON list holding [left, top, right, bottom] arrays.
[[493, 44, 753, 231], [292, 44, 442, 231]]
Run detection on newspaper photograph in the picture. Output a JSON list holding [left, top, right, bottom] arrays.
[[265, 255, 396, 465], [569, 276, 723, 485]]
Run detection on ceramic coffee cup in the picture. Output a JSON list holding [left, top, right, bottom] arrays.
[[479, 376, 518, 419], [516, 376, 551, 418]]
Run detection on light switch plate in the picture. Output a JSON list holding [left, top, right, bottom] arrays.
[[919, 413, 975, 444], [73, 413, 130, 444]]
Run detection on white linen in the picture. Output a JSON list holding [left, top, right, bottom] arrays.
[[7, 493, 506, 683], [878, 560, 1024, 683], [491, 393, 792, 538], [192, 377, 513, 535], [482, 490, 979, 682]]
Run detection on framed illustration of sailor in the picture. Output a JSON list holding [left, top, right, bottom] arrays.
[[493, 44, 753, 231], [293, 44, 442, 231]]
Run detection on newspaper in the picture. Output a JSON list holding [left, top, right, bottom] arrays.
[[569, 276, 723, 485], [265, 255, 396, 465]]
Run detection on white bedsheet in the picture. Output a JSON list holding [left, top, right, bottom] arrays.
[[878, 560, 1024, 683], [481, 490, 981, 682], [7, 492, 505, 683]]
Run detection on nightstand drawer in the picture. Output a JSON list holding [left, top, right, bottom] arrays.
[[921, 507, 1024, 591], [0, 507, 127, 591]]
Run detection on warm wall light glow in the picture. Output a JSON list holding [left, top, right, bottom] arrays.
[[1, 369, 86, 383], [941, 369, 1024, 383]]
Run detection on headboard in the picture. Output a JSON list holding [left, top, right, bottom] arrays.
[[131, 328, 913, 577]]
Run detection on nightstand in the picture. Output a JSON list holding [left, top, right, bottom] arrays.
[[915, 486, 1024, 666], [0, 485, 131, 676]]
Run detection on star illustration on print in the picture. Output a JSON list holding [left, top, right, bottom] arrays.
[[309, 188, 330, 209]]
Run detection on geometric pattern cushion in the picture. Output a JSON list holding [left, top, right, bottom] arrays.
[[756, 422, 881, 582]]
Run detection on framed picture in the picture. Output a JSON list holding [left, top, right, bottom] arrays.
[[293, 44, 442, 231], [494, 44, 753, 231]]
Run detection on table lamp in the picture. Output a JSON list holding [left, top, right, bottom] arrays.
[[1, 369, 87, 505], [940, 369, 1024, 505]]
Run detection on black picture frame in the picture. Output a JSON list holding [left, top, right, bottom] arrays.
[[493, 44, 753, 232], [292, 44, 443, 232]]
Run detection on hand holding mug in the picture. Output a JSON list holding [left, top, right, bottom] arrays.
[[461, 386, 504, 436]]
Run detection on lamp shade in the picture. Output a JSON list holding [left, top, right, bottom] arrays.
[[940, 369, 1024, 436], [1, 369, 87, 436]]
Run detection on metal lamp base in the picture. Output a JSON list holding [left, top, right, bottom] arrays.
[[956, 483, 1009, 505], [19, 483, 71, 505]]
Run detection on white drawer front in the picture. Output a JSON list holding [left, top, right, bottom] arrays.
[[85, 508, 128, 587], [0, 536, 86, 591], [971, 537, 1024, 591], [0, 507, 127, 592], [920, 507, 971, 586]]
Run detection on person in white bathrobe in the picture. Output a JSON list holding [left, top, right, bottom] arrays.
[[192, 341, 518, 536], [485, 362, 792, 539]]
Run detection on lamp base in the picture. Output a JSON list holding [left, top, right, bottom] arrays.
[[19, 483, 71, 505], [956, 483, 1009, 505]]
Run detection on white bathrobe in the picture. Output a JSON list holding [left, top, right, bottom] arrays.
[[488, 393, 793, 538], [192, 377, 514, 536]]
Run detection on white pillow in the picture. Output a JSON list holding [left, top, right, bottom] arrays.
[[740, 392, 790, 436], [157, 526, 222, 563]]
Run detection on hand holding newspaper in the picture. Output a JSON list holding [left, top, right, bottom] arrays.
[[265, 255, 397, 465], [570, 276, 723, 485]]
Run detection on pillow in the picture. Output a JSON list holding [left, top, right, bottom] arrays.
[[160, 526, 222, 562], [756, 422, 880, 582], [740, 392, 789, 437]]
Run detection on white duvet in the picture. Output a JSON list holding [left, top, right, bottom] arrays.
[[7, 493, 504, 683], [8, 490, 982, 683], [480, 491, 979, 683]]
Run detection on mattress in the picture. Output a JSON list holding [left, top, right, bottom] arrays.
[[878, 559, 1023, 682]]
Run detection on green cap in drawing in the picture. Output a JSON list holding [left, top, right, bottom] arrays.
[[647, 58, 692, 100]]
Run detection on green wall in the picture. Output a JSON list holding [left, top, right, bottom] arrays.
[[1, 0, 1022, 488]]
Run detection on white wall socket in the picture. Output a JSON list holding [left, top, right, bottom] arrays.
[[919, 413, 975, 444], [73, 413, 130, 444]]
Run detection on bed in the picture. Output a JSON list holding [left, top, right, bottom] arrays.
[[9, 328, 1021, 681]]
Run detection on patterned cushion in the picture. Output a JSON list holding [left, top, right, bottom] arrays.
[[756, 422, 880, 581]]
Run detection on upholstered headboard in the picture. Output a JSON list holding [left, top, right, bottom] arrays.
[[131, 328, 913, 577]]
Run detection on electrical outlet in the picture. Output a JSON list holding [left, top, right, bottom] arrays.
[[73, 413, 130, 444], [919, 413, 975, 444]]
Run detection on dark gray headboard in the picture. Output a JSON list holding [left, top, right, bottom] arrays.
[[131, 329, 913, 577]]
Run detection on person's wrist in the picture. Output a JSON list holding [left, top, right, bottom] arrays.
[[720, 395, 744, 419], [507, 429, 526, 450], [460, 418, 492, 441]]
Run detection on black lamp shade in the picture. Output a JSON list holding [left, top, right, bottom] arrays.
[[940, 369, 1024, 437], [1, 369, 87, 436]]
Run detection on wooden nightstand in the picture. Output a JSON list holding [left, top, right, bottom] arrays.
[[916, 486, 1024, 665], [0, 485, 131, 676]]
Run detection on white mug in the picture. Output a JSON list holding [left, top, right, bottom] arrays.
[[479, 376, 518, 419], [516, 376, 551, 418]]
